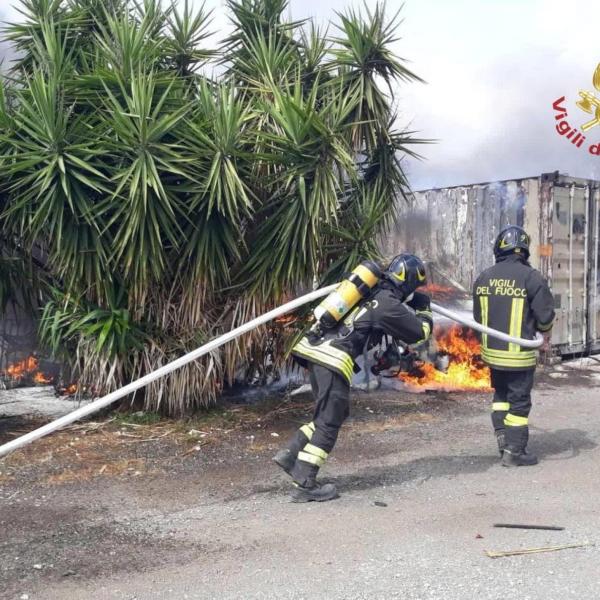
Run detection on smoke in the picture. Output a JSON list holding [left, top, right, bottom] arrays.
[[397, 0, 600, 190], [403, 46, 600, 190]]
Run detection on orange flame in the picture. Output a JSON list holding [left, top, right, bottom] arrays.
[[421, 283, 455, 294], [2, 356, 55, 385], [33, 371, 54, 385], [421, 283, 468, 302], [400, 326, 491, 392]]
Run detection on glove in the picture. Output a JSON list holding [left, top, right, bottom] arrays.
[[407, 292, 433, 329], [407, 291, 431, 312]]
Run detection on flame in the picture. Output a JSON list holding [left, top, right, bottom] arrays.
[[421, 283, 467, 302], [33, 371, 54, 385], [65, 383, 78, 395], [2, 356, 54, 385], [6, 356, 39, 378], [400, 326, 491, 392], [421, 283, 455, 295]]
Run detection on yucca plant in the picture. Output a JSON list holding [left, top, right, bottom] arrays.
[[0, 0, 424, 414]]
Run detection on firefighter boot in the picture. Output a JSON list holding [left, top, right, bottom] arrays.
[[492, 410, 507, 457], [502, 425, 538, 467], [272, 428, 310, 475], [289, 461, 338, 503]]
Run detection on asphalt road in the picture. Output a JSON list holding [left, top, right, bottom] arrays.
[[2, 361, 600, 599]]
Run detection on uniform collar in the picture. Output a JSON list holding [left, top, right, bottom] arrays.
[[496, 253, 529, 265]]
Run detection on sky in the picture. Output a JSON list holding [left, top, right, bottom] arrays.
[[2, 0, 600, 189]]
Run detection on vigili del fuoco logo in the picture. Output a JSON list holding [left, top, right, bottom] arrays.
[[552, 63, 600, 155]]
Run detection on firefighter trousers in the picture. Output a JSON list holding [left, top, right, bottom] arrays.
[[490, 368, 535, 431], [308, 363, 350, 452], [289, 364, 350, 484]]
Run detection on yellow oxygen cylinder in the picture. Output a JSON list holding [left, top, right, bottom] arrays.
[[314, 261, 382, 329]]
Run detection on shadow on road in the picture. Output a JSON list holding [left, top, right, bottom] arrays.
[[327, 427, 597, 493], [533, 427, 598, 461], [251, 427, 597, 497]]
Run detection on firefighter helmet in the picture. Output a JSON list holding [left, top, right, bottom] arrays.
[[385, 253, 427, 299], [493, 225, 530, 259]]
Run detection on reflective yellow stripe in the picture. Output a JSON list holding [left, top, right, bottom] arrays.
[[416, 309, 433, 320], [480, 296, 489, 348], [509, 298, 525, 353], [298, 451, 325, 467], [504, 413, 528, 427], [482, 347, 536, 357], [298, 339, 354, 376], [508, 299, 517, 353], [421, 321, 431, 340], [481, 350, 536, 364], [482, 348, 537, 359], [514, 298, 524, 352], [294, 339, 354, 382], [482, 354, 536, 364], [481, 348, 537, 367], [303, 443, 328, 460], [300, 423, 315, 439], [492, 402, 510, 411], [482, 356, 537, 368]]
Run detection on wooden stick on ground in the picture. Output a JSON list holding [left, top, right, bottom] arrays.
[[485, 542, 592, 559], [493, 523, 565, 531]]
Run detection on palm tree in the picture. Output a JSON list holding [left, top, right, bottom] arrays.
[[0, 0, 424, 414]]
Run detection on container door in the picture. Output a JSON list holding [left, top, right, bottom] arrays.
[[588, 187, 600, 348], [551, 184, 588, 351]]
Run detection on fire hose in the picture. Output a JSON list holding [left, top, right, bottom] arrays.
[[0, 285, 543, 458]]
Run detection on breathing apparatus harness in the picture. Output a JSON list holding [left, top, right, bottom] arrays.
[[309, 259, 426, 378]]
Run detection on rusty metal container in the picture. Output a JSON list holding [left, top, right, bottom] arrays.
[[383, 171, 600, 355]]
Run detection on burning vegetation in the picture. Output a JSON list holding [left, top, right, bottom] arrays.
[[0, 356, 81, 396], [1, 356, 54, 387], [400, 326, 491, 392]]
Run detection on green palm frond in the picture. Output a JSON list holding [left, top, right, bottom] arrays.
[[184, 82, 255, 221], [165, 0, 216, 75], [93, 4, 165, 79], [331, 2, 424, 87], [0, 0, 427, 414], [240, 80, 357, 294], [99, 72, 191, 287], [5, 0, 66, 72], [329, 1, 424, 151]]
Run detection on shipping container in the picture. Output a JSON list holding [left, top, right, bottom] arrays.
[[382, 172, 600, 355]]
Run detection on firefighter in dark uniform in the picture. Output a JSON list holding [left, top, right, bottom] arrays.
[[273, 254, 433, 502], [473, 226, 555, 467]]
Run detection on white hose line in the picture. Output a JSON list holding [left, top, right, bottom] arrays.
[[0, 286, 542, 458], [0, 285, 338, 459], [430, 302, 544, 349]]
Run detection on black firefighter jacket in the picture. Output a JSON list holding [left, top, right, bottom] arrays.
[[292, 286, 433, 383], [473, 254, 555, 371]]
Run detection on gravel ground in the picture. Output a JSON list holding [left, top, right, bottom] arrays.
[[1, 361, 599, 600]]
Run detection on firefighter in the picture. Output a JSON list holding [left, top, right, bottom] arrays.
[[273, 254, 433, 502], [473, 225, 555, 467]]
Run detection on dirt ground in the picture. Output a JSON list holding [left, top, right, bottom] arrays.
[[1, 360, 600, 600]]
